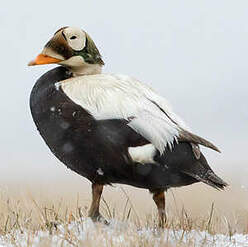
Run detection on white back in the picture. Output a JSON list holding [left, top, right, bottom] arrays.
[[59, 74, 189, 153]]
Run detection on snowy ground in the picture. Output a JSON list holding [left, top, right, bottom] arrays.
[[0, 218, 247, 247]]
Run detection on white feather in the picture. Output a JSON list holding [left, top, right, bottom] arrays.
[[128, 144, 156, 164], [63, 27, 86, 51], [59, 74, 188, 153]]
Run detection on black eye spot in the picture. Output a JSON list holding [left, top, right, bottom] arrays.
[[70, 36, 77, 40]]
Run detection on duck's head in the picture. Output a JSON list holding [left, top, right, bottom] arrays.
[[29, 26, 104, 75]]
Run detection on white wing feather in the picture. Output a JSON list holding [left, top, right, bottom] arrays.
[[60, 74, 189, 153]]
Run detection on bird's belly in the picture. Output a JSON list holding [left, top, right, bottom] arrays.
[[31, 101, 197, 188], [31, 94, 198, 189]]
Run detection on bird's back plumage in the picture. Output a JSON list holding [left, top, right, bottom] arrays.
[[59, 71, 219, 154]]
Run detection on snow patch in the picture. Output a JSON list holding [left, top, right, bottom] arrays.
[[50, 106, 56, 112], [97, 168, 104, 176], [0, 218, 247, 247], [54, 82, 61, 91]]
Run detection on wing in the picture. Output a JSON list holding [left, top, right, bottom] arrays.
[[59, 73, 219, 154]]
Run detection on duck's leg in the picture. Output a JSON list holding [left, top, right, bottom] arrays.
[[88, 183, 108, 224], [152, 190, 166, 227]]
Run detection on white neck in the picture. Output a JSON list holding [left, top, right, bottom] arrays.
[[69, 64, 102, 77]]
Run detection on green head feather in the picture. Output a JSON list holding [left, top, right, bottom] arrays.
[[74, 33, 104, 66]]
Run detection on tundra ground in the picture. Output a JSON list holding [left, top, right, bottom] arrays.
[[0, 182, 247, 246]]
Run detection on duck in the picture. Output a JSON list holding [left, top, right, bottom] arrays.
[[28, 26, 227, 227]]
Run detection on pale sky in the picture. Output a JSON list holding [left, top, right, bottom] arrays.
[[1, 0, 247, 186]]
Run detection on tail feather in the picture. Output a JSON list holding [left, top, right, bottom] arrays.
[[154, 142, 227, 190], [177, 143, 228, 190], [179, 129, 221, 153], [184, 170, 228, 190]]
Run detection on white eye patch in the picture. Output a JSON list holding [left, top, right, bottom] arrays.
[[63, 27, 86, 51]]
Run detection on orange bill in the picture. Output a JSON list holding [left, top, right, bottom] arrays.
[[28, 54, 63, 66]]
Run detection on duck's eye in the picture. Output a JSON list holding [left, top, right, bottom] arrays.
[[70, 36, 77, 40]]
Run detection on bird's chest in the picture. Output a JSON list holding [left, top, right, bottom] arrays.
[[30, 84, 97, 160]]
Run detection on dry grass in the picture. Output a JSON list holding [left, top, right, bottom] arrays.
[[0, 181, 247, 246]]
